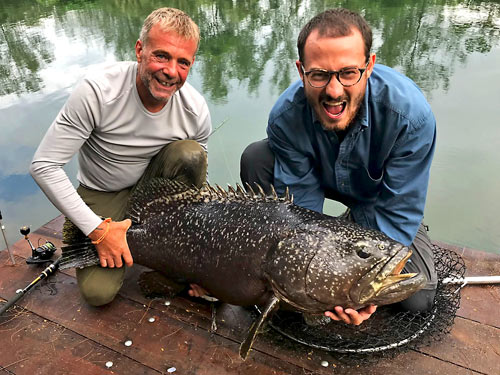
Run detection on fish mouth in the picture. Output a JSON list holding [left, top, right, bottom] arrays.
[[352, 247, 426, 306]]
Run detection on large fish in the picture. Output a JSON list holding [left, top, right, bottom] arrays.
[[61, 178, 426, 358]]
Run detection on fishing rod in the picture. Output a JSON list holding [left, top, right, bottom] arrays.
[[209, 118, 229, 136], [0, 225, 59, 316], [0, 257, 61, 315], [0, 209, 16, 265]]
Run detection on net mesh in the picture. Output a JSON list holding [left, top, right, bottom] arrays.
[[264, 245, 466, 363]]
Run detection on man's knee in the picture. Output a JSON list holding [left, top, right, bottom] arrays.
[[165, 140, 206, 169], [168, 140, 205, 160], [80, 287, 118, 307], [407, 224, 438, 286], [240, 139, 274, 194], [76, 266, 125, 307], [149, 140, 207, 188], [399, 223, 438, 312], [398, 288, 436, 313]]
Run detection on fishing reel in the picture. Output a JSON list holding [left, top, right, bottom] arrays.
[[20, 226, 57, 264]]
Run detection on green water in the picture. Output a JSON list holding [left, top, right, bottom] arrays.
[[0, 0, 499, 253]]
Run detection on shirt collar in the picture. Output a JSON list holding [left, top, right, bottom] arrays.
[[358, 83, 370, 128]]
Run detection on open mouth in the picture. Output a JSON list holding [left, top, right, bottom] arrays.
[[155, 76, 176, 89], [372, 250, 417, 292], [354, 248, 426, 305], [323, 100, 346, 119]]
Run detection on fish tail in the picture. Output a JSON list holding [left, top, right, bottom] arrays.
[[62, 218, 86, 244], [59, 218, 100, 270]]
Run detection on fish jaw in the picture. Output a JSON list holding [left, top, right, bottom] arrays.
[[351, 247, 426, 307]]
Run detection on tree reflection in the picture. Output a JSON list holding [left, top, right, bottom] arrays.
[[0, 0, 499, 99], [0, 0, 55, 96], [356, 0, 500, 95]]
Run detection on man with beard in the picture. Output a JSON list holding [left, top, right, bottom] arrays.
[[31, 8, 211, 306], [240, 8, 437, 325]]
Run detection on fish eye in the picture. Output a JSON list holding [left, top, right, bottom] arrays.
[[378, 244, 386, 250], [356, 248, 371, 259]]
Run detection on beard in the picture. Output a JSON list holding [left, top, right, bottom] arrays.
[[305, 83, 366, 133], [139, 67, 178, 103]]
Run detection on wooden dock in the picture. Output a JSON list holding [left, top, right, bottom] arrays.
[[1, 216, 499, 375]]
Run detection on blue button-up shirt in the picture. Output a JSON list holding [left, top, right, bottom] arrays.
[[267, 64, 436, 246]]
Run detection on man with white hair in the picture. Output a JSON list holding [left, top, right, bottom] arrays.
[[31, 8, 211, 306]]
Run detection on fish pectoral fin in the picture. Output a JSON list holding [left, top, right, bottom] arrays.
[[138, 271, 184, 299], [239, 296, 280, 360], [302, 312, 332, 326]]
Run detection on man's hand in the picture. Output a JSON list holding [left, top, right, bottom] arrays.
[[188, 283, 208, 298], [88, 219, 133, 268], [325, 304, 377, 326]]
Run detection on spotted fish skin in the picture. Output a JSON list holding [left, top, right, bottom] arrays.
[[125, 178, 425, 311]]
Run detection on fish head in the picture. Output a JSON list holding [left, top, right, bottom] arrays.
[[265, 218, 426, 312]]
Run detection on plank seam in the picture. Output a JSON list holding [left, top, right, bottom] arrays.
[[413, 349, 489, 375], [0, 305, 163, 374]]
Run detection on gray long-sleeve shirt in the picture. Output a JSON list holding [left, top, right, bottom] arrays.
[[30, 61, 212, 235]]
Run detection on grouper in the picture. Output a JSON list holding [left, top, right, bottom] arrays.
[[60, 178, 426, 359]]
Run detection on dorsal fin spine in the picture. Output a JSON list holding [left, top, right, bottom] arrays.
[[127, 178, 294, 224]]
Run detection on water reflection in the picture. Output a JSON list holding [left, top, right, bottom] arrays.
[[0, 0, 499, 253], [0, 2, 54, 96], [2, 0, 499, 99]]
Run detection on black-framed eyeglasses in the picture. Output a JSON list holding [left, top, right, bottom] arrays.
[[300, 61, 370, 88]]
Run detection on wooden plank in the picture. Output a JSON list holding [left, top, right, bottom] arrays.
[[116, 240, 500, 374], [434, 241, 500, 277], [0, 307, 158, 375], [0, 251, 309, 375], [433, 241, 500, 328], [458, 285, 500, 328], [362, 352, 484, 375], [420, 316, 500, 374], [0, 249, 489, 375], [37, 214, 65, 234], [2, 217, 499, 375], [1, 249, 484, 375], [118, 265, 479, 374]]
